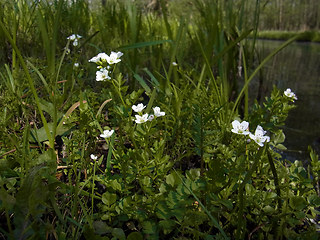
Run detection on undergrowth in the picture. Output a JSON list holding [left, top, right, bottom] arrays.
[[0, 0, 319, 239]]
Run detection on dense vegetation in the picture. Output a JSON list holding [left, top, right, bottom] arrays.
[[0, 0, 319, 239], [257, 0, 320, 31]]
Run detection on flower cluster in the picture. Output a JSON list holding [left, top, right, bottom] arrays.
[[132, 103, 165, 124], [284, 88, 297, 101], [67, 34, 82, 46], [88, 51, 123, 81], [89, 51, 123, 65], [231, 120, 270, 147]]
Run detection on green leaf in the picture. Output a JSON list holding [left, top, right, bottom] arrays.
[[30, 122, 70, 142], [245, 184, 255, 195], [133, 73, 151, 93], [186, 168, 201, 181], [142, 221, 157, 235], [33, 149, 57, 170], [83, 224, 109, 240], [308, 195, 320, 207], [145, 88, 157, 113], [159, 220, 176, 235], [106, 132, 116, 177], [102, 192, 117, 206], [93, 221, 112, 235], [143, 68, 160, 88], [273, 130, 286, 144], [289, 196, 307, 211], [216, 199, 233, 210], [156, 202, 171, 220], [110, 180, 122, 192], [263, 205, 275, 214], [275, 144, 287, 150], [112, 228, 125, 240], [294, 211, 305, 219], [0, 188, 16, 209], [166, 172, 182, 188], [127, 232, 143, 240]]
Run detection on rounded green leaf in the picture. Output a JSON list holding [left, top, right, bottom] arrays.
[[102, 192, 117, 206], [127, 232, 143, 240]]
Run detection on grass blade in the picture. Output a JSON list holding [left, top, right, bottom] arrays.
[[231, 35, 300, 120], [119, 40, 172, 50]]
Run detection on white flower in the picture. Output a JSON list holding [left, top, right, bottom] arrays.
[[284, 88, 298, 101], [153, 106, 165, 117], [90, 154, 98, 160], [67, 34, 82, 41], [73, 39, 79, 46], [89, 52, 109, 63], [96, 68, 111, 81], [106, 51, 123, 65], [74, 62, 79, 68], [148, 114, 154, 121], [132, 103, 146, 113], [67, 34, 82, 46], [249, 125, 270, 147], [172, 62, 178, 66], [135, 114, 149, 124], [100, 129, 114, 138], [231, 120, 250, 135]]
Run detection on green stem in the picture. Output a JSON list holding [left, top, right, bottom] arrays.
[[240, 43, 249, 118], [266, 147, 282, 239], [236, 145, 266, 240], [12, 15, 17, 74]]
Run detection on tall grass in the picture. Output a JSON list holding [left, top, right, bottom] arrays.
[[1, 0, 318, 239]]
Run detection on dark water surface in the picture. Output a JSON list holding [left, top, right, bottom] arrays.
[[254, 40, 320, 161]]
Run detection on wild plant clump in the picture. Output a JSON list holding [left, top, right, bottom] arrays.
[[0, 1, 319, 240]]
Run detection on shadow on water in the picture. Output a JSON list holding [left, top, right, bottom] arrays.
[[253, 39, 320, 162]]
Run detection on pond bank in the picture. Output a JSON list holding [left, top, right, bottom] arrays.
[[252, 39, 320, 162], [253, 30, 320, 43]]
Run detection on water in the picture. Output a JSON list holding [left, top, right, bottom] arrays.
[[253, 40, 320, 161]]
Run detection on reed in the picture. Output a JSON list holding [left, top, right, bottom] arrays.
[[0, 1, 318, 239]]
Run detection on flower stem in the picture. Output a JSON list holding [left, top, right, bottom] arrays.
[[236, 145, 266, 239]]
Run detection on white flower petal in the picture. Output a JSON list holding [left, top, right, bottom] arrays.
[[240, 121, 249, 131], [132, 103, 146, 113], [153, 106, 165, 117], [89, 52, 108, 63], [96, 68, 110, 81], [250, 126, 269, 147], [100, 129, 114, 138], [106, 51, 123, 65], [73, 39, 78, 46], [284, 88, 298, 100], [231, 120, 249, 135], [135, 114, 149, 124]]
